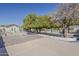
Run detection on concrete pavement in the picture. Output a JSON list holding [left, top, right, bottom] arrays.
[[6, 37, 79, 56], [3, 33, 43, 46], [1, 32, 79, 56]]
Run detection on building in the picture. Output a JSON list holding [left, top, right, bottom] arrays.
[[0, 24, 20, 36]]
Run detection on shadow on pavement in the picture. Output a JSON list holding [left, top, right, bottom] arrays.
[[0, 36, 8, 56], [25, 30, 62, 37]]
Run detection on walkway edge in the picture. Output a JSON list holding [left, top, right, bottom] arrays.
[[38, 34, 77, 42]]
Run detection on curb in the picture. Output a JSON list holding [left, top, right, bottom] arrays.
[[38, 34, 77, 42]]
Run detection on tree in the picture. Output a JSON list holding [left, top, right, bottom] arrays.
[[22, 13, 52, 33], [23, 13, 37, 31], [29, 15, 52, 32], [53, 3, 79, 37]]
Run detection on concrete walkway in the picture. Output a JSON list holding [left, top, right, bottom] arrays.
[[6, 36, 79, 56], [1, 31, 79, 56], [3, 33, 43, 46]]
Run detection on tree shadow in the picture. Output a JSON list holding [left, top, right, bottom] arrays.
[[0, 36, 8, 56], [38, 32, 62, 37], [25, 30, 37, 35], [25, 30, 62, 37]]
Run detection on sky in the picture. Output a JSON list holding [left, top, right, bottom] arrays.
[[0, 3, 58, 25]]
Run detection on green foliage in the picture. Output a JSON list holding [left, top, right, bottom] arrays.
[[61, 18, 77, 28], [22, 13, 64, 32], [23, 13, 37, 29], [22, 13, 53, 30]]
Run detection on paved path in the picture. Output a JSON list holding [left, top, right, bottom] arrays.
[[1, 32, 79, 56], [3, 33, 43, 46], [6, 37, 79, 56], [0, 32, 43, 56]]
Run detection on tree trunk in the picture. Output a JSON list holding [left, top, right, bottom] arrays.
[[39, 29, 41, 33], [63, 27, 68, 37], [35, 29, 38, 33], [68, 26, 70, 33], [51, 28, 52, 32], [64, 29, 67, 37]]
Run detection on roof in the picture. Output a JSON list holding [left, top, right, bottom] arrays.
[[0, 25, 6, 27], [0, 24, 19, 27], [6, 24, 19, 27]]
